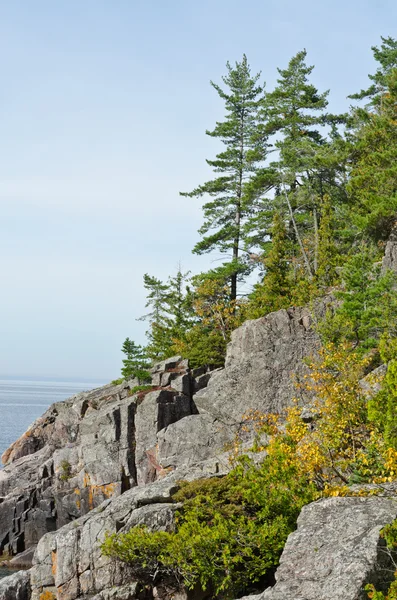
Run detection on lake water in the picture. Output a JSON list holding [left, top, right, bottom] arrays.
[[0, 376, 107, 460]]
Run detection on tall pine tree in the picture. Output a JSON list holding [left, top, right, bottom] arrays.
[[181, 55, 267, 301], [256, 50, 341, 282]]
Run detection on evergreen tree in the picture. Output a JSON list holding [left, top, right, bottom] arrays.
[[316, 194, 339, 288], [181, 55, 268, 301], [368, 336, 397, 451], [172, 275, 245, 368], [348, 70, 397, 241], [167, 268, 195, 340], [139, 269, 194, 361], [265, 49, 330, 180], [120, 338, 151, 383], [349, 36, 397, 109], [139, 274, 173, 360], [320, 246, 397, 350], [248, 50, 344, 284], [248, 211, 291, 318]]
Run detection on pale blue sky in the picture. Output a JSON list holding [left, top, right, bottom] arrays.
[[0, 0, 394, 379]]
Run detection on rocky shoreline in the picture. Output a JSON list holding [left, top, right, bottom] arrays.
[[0, 234, 396, 600]]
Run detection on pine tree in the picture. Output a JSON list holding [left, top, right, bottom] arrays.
[[265, 49, 330, 180], [138, 274, 173, 360], [316, 194, 339, 288], [248, 211, 291, 318], [249, 50, 343, 284], [331, 246, 397, 349], [172, 276, 244, 369], [167, 268, 195, 340], [348, 70, 397, 241], [120, 338, 151, 383], [139, 270, 194, 361], [181, 55, 267, 301], [349, 36, 397, 110]]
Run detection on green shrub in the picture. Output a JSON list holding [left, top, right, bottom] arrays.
[[102, 451, 317, 598], [59, 460, 72, 481], [128, 385, 154, 396]]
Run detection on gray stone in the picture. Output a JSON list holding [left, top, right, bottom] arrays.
[[91, 582, 139, 599], [382, 228, 397, 274], [135, 390, 193, 485], [359, 364, 387, 399], [0, 569, 31, 600], [0, 357, 196, 561], [157, 414, 233, 470], [194, 304, 325, 427], [261, 497, 397, 600], [30, 477, 181, 600]]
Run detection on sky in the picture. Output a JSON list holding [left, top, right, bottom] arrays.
[[0, 0, 395, 380]]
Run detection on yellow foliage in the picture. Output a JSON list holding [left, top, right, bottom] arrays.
[[239, 342, 397, 495]]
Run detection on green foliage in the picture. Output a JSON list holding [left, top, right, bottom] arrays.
[[319, 246, 397, 351], [368, 337, 397, 450], [348, 69, 397, 241], [102, 452, 317, 598], [248, 210, 292, 318], [120, 338, 151, 383], [181, 55, 268, 301], [172, 274, 245, 368], [128, 384, 153, 396], [59, 460, 72, 482], [316, 194, 339, 288], [349, 36, 397, 108], [139, 269, 194, 361]]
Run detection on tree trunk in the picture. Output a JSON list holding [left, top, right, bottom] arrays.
[[282, 186, 314, 280], [313, 206, 319, 274]]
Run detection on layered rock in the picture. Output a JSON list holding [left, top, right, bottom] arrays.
[[0, 358, 199, 561], [261, 496, 397, 600], [29, 468, 224, 600], [0, 303, 334, 599]]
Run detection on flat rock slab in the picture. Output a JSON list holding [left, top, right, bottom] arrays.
[[261, 496, 397, 600]]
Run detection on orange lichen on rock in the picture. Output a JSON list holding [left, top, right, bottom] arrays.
[[88, 483, 117, 510], [51, 550, 57, 576], [40, 589, 56, 600]]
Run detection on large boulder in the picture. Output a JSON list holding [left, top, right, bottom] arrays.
[[0, 569, 31, 600], [261, 496, 397, 600], [29, 471, 210, 600], [194, 305, 324, 427]]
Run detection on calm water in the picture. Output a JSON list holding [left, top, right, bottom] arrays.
[[0, 377, 106, 460]]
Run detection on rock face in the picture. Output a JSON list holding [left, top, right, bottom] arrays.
[[0, 357, 199, 561], [382, 228, 397, 274], [194, 305, 322, 426], [0, 569, 31, 600], [261, 497, 397, 600], [0, 302, 334, 599], [29, 469, 224, 600], [29, 477, 179, 600]]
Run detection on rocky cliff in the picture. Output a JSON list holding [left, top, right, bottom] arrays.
[[0, 301, 396, 600]]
